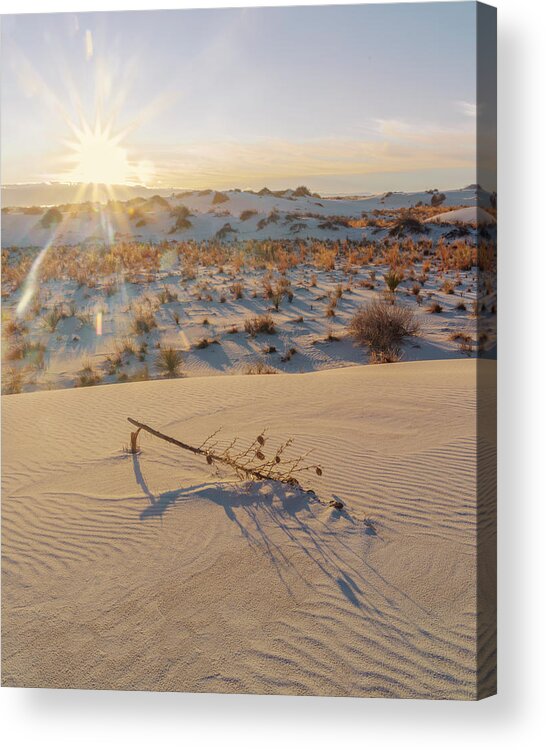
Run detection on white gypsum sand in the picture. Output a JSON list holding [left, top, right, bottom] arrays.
[[1, 186, 497, 393], [1, 359, 496, 698]]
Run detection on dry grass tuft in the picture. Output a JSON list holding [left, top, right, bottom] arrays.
[[75, 359, 102, 387], [2, 366, 26, 394], [131, 306, 157, 334], [244, 360, 277, 375], [349, 299, 419, 363], [230, 281, 244, 299], [244, 314, 276, 336]]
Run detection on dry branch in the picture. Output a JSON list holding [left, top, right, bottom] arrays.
[[127, 417, 326, 495]]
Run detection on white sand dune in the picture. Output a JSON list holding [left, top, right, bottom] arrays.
[[1, 187, 490, 247], [428, 206, 496, 226], [1, 359, 496, 698]]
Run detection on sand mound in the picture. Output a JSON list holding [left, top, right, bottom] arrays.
[[428, 206, 496, 226], [1, 360, 495, 698]]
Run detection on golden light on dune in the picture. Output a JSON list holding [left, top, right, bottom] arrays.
[[67, 120, 130, 185]]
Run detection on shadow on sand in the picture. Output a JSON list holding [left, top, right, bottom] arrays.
[[131, 454, 431, 617]]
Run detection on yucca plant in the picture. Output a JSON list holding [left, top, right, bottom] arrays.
[[156, 347, 184, 377], [384, 269, 404, 294]]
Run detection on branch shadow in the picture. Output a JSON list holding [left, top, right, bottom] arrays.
[[130, 454, 419, 621]]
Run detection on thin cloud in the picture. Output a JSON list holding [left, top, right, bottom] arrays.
[[456, 100, 477, 118]]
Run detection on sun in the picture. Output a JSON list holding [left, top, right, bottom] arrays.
[[66, 120, 131, 185]]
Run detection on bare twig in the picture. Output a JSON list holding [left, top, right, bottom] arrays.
[[127, 417, 324, 491]]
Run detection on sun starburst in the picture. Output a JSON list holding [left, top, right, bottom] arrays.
[[65, 119, 130, 185]]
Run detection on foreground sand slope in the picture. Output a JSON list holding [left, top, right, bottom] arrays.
[[1, 360, 495, 698]]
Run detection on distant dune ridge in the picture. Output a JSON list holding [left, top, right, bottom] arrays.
[[1, 360, 496, 698], [1, 185, 496, 247]]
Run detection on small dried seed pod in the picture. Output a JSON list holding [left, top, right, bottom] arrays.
[[206, 455, 213, 465], [257, 435, 265, 445], [256, 450, 265, 460], [315, 467, 323, 476], [275, 455, 281, 464]]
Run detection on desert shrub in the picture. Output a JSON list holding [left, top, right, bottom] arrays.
[[280, 347, 297, 362], [245, 359, 277, 375], [77, 310, 93, 326], [75, 360, 102, 387], [40, 207, 62, 228], [349, 300, 420, 361], [156, 347, 184, 377], [448, 330, 472, 343], [115, 336, 137, 355], [459, 339, 473, 356], [5, 339, 29, 361], [105, 352, 123, 375], [145, 195, 171, 210], [369, 348, 402, 364], [268, 277, 293, 310], [212, 191, 229, 204], [230, 281, 244, 299], [157, 286, 178, 305], [324, 328, 340, 342], [316, 247, 336, 271], [441, 279, 456, 295], [427, 301, 443, 314], [2, 366, 26, 394], [41, 305, 66, 332], [131, 306, 157, 334], [169, 205, 192, 233], [194, 337, 219, 349], [388, 218, 427, 237], [244, 314, 276, 336], [431, 192, 446, 207], [215, 223, 236, 240], [240, 210, 257, 221], [3, 318, 28, 338]]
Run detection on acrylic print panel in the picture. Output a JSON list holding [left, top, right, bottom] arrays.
[[0, 2, 497, 699]]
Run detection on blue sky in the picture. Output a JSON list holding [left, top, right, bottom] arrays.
[[1, 4, 477, 193]]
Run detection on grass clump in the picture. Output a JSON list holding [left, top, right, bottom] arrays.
[[230, 281, 244, 299], [244, 314, 276, 336], [426, 301, 443, 314], [384, 269, 404, 294], [244, 360, 277, 375], [131, 306, 157, 334], [76, 359, 102, 387], [2, 366, 26, 394], [349, 299, 420, 363], [156, 347, 184, 377], [194, 337, 219, 350], [40, 207, 62, 228], [41, 305, 66, 332]]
